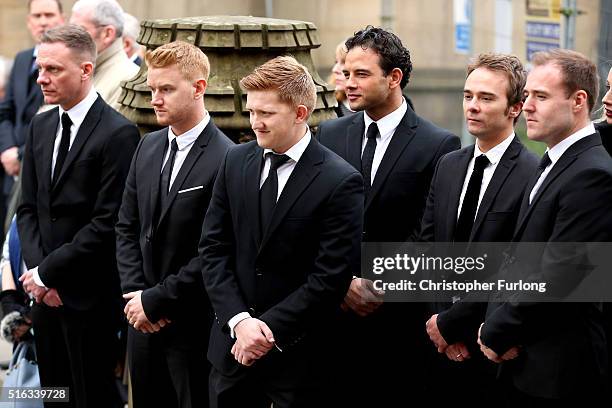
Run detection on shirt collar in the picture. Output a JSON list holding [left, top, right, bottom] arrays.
[[546, 122, 596, 165], [363, 98, 407, 142], [263, 127, 312, 164], [474, 132, 515, 165], [58, 87, 98, 129], [167, 112, 211, 150]]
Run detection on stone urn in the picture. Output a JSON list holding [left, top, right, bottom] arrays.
[[117, 15, 337, 141]]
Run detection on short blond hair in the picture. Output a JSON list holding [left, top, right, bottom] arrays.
[[240, 56, 316, 114], [145, 41, 210, 82]]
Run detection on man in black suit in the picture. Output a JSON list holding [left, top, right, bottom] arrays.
[[478, 49, 612, 406], [421, 53, 538, 406], [0, 0, 65, 220], [116, 41, 233, 408], [17, 25, 139, 407], [316, 26, 460, 404], [200, 56, 363, 407]]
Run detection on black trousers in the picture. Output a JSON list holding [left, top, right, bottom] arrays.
[[209, 338, 339, 408], [503, 381, 606, 408], [31, 302, 122, 408], [424, 343, 500, 408], [127, 324, 209, 408]]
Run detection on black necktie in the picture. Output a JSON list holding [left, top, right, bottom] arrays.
[[260, 153, 290, 236], [455, 154, 490, 242], [53, 112, 72, 185], [361, 122, 379, 198], [160, 138, 179, 202]]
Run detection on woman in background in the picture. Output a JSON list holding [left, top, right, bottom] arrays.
[[330, 40, 354, 117], [597, 66, 612, 152]]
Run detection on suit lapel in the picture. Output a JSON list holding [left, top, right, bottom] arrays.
[[365, 108, 417, 211], [514, 134, 600, 238], [149, 129, 169, 228], [42, 111, 60, 192], [52, 97, 104, 191], [346, 114, 365, 171], [157, 125, 215, 226], [259, 138, 323, 252], [446, 147, 473, 240], [514, 154, 575, 237], [244, 144, 264, 246], [470, 138, 521, 241]]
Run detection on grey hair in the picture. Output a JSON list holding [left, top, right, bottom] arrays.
[[122, 12, 140, 44], [73, 0, 125, 37]]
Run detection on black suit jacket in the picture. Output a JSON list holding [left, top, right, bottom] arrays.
[[419, 137, 538, 344], [17, 95, 139, 311], [200, 137, 363, 375], [481, 133, 612, 398], [317, 105, 460, 243], [116, 121, 234, 325]]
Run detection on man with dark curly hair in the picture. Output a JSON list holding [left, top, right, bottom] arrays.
[[317, 26, 460, 405]]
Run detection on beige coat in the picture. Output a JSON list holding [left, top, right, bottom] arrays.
[[93, 39, 139, 110]]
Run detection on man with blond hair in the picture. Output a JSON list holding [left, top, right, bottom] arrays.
[[116, 41, 233, 408], [200, 55, 363, 407]]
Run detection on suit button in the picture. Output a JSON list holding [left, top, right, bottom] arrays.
[[51, 217, 57, 222], [255, 268, 263, 277]]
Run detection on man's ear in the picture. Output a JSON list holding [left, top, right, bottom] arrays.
[[388, 67, 403, 89], [81, 62, 94, 80], [102, 25, 117, 46], [194, 78, 207, 99], [572, 90, 588, 113], [295, 105, 309, 123], [508, 101, 523, 118]]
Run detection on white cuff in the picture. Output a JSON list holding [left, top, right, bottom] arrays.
[[31, 267, 47, 288], [228, 312, 251, 339]]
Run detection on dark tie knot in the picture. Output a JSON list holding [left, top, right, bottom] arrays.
[[366, 122, 379, 139], [538, 152, 551, 170], [474, 154, 490, 172], [170, 138, 179, 152], [267, 153, 290, 172], [61, 112, 72, 130]]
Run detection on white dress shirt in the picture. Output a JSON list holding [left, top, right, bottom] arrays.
[[32, 87, 99, 287], [362, 98, 407, 184], [528, 122, 596, 204], [161, 112, 211, 191], [51, 87, 99, 178], [457, 132, 515, 220], [228, 128, 312, 341]]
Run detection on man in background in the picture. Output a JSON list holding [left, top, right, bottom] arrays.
[[0, 0, 65, 226], [70, 0, 139, 109], [123, 12, 144, 66]]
